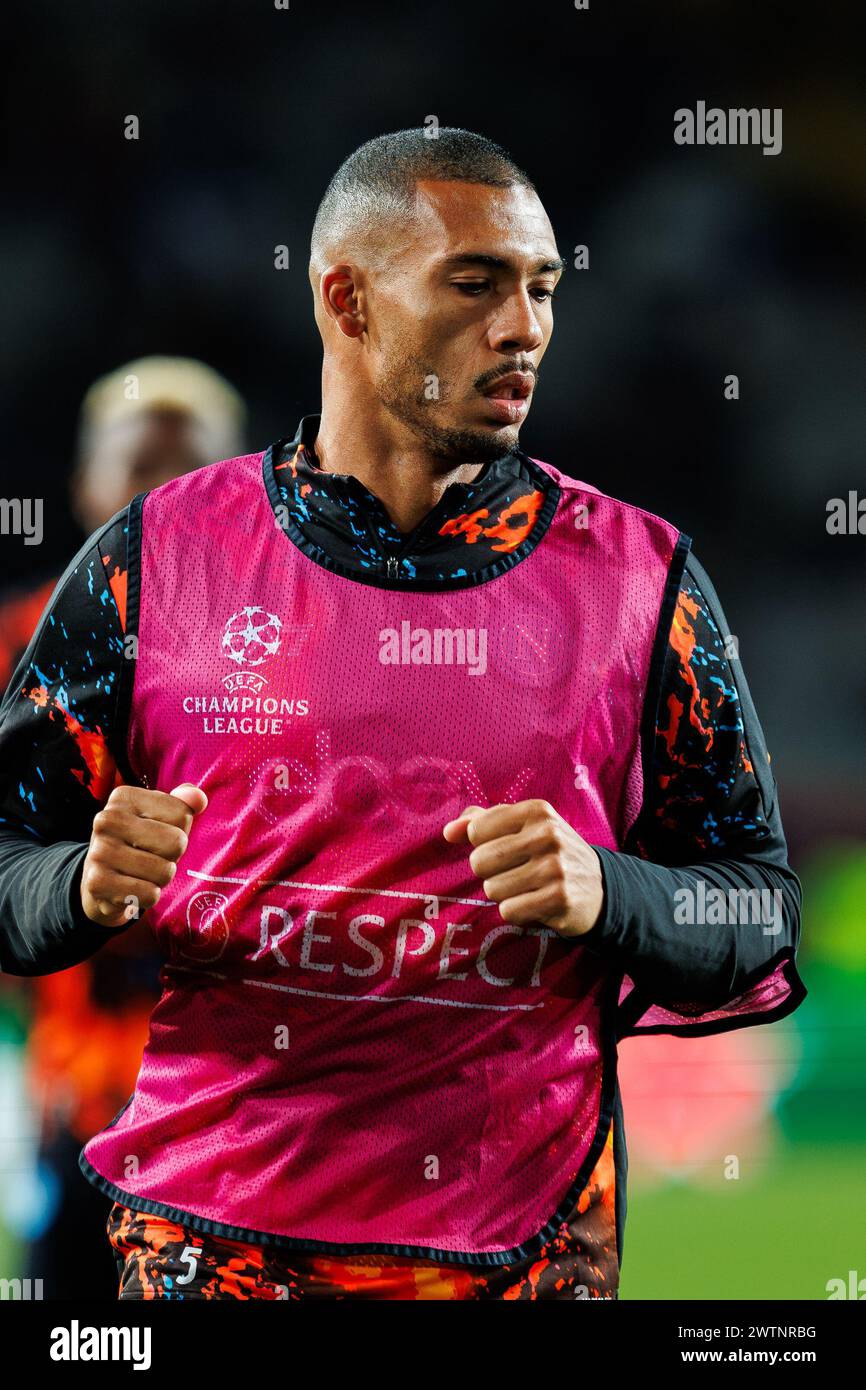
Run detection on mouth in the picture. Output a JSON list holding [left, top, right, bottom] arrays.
[[480, 372, 534, 401], [478, 372, 534, 423]]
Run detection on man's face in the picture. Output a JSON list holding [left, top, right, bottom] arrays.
[[367, 181, 563, 462]]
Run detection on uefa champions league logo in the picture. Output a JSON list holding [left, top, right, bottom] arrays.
[[221, 606, 283, 667], [180, 890, 230, 961], [179, 605, 309, 730], [176, 603, 311, 728]]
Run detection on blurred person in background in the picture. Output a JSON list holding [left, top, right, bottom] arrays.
[[0, 356, 247, 1298]]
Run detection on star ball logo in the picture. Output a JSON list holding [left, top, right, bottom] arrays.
[[222, 606, 283, 667]]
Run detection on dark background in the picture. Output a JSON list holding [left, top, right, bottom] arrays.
[[3, 1, 864, 842], [1, 0, 865, 1302]]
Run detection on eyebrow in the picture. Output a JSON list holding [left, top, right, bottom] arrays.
[[440, 252, 567, 275]]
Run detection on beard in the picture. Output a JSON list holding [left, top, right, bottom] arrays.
[[375, 348, 519, 465]]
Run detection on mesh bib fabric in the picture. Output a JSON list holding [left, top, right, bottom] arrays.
[[81, 450, 680, 1260]]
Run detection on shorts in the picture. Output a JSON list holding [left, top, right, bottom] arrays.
[[107, 1201, 618, 1300]]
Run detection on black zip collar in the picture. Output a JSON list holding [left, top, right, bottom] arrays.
[[262, 413, 561, 592]]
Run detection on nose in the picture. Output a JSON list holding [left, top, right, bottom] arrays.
[[488, 288, 545, 355]]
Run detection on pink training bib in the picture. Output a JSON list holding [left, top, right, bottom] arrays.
[[80, 447, 702, 1260]]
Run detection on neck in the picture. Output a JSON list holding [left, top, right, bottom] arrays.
[[313, 380, 490, 536]]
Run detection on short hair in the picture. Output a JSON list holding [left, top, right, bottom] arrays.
[[310, 127, 536, 272]]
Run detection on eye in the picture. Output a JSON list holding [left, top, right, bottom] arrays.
[[452, 281, 489, 296], [531, 287, 557, 302]]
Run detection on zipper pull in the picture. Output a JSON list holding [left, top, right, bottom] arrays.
[[385, 555, 399, 580]]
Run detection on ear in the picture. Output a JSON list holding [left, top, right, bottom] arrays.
[[319, 264, 366, 339]]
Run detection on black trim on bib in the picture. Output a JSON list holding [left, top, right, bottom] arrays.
[[612, 1077, 628, 1271], [78, 972, 621, 1269], [262, 440, 562, 593], [616, 946, 807, 1040], [109, 490, 146, 787], [636, 530, 692, 799]]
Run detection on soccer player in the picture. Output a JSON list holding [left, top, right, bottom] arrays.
[[0, 129, 805, 1301]]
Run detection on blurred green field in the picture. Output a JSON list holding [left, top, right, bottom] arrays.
[[621, 1144, 865, 1301], [0, 1225, 18, 1285]]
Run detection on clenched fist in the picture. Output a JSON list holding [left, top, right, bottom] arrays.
[[80, 782, 208, 928], [442, 798, 605, 939]]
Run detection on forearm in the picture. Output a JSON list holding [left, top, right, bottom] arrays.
[[584, 845, 801, 1005], [0, 830, 130, 975]]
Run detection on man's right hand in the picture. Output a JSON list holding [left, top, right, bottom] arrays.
[[80, 782, 208, 928]]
